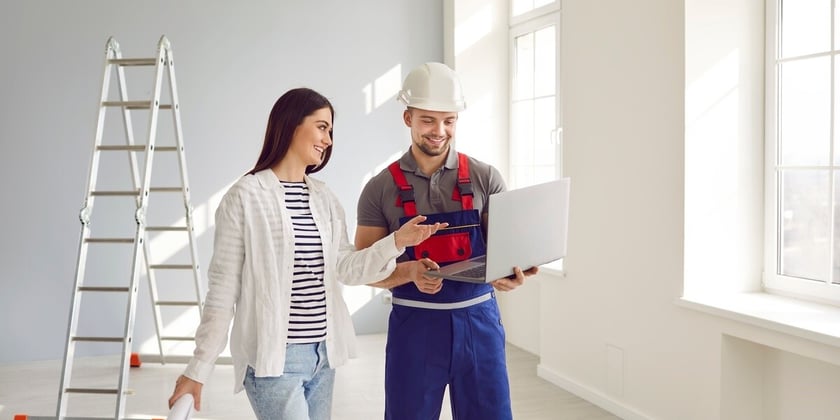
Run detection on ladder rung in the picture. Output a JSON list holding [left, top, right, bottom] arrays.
[[88, 187, 182, 196], [97, 145, 145, 151], [85, 238, 135, 244], [156, 300, 200, 306], [20, 416, 128, 420], [65, 387, 119, 395], [150, 264, 194, 270], [102, 100, 173, 110], [72, 336, 125, 343], [108, 57, 158, 66], [160, 336, 196, 341], [146, 226, 188, 232], [149, 187, 183, 193], [78, 286, 130, 292], [91, 190, 139, 196], [97, 145, 179, 152]]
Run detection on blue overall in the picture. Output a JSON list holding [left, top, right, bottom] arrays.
[[385, 153, 512, 420]]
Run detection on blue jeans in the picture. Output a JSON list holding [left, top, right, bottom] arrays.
[[243, 341, 335, 420]]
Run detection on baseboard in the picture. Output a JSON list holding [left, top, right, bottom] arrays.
[[138, 354, 233, 365], [537, 363, 652, 420]]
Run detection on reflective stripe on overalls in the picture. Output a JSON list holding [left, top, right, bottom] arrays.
[[384, 152, 512, 420]]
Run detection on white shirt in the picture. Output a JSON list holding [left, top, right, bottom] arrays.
[[184, 169, 403, 393]]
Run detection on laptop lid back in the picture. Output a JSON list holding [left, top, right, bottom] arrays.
[[483, 178, 570, 281]]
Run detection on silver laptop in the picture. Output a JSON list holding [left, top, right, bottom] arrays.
[[426, 178, 570, 283]]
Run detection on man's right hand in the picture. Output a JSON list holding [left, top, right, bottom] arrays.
[[409, 258, 444, 294]]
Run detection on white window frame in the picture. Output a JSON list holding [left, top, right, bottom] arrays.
[[508, 3, 563, 189], [763, 0, 840, 303], [509, 2, 563, 273]]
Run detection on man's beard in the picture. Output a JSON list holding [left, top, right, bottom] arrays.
[[415, 137, 449, 157]]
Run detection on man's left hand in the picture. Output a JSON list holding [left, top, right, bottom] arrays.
[[491, 266, 538, 292]]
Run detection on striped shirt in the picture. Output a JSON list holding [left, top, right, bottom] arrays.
[[281, 181, 327, 343]]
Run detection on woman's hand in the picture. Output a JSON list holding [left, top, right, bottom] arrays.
[[393, 215, 448, 249], [168, 374, 203, 411]]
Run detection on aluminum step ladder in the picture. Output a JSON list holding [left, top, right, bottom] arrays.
[[51, 35, 203, 420]]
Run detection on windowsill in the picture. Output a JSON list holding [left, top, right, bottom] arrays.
[[538, 259, 566, 278], [677, 292, 840, 349]]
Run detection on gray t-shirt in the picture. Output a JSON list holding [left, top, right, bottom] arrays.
[[357, 147, 506, 243]]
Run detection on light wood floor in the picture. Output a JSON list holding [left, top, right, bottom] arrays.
[[1, 334, 620, 419]]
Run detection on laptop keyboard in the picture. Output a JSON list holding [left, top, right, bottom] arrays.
[[454, 264, 486, 279], [450, 255, 487, 278]]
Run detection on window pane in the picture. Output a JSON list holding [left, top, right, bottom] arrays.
[[512, 0, 533, 17], [534, 97, 556, 166], [510, 165, 533, 188], [835, 172, 840, 284], [514, 33, 535, 100], [781, 169, 830, 281], [534, 25, 556, 97], [511, 100, 534, 166], [836, 0, 840, 49], [835, 56, 840, 166], [533, 165, 556, 185], [780, 0, 831, 58], [512, 0, 555, 17], [779, 57, 830, 166]]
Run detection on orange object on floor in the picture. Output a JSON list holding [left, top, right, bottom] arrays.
[[13, 415, 28, 420], [130, 352, 142, 368]]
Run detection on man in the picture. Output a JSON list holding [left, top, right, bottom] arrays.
[[355, 62, 537, 420]]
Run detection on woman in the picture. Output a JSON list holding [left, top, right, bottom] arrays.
[[167, 88, 445, 419]]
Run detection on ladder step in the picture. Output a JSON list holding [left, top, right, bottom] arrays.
[[146, 226, 188, 232], [85, 238, 135, 244], [72, 336, 125, 343], [97, 145, 179, 152], [16, 416, 128, 420], [89, 187, 182, 196], [102, 100, 173, 110], [78, 286, 130, 292], [160, 336, 196, 341], [156, 300, 200, 306], [65, 387, 119, 395], [108, 57, 158, 66], [149, 186, 183, 192], [150, 264, 194, 270], [91, 190, 139, 196]]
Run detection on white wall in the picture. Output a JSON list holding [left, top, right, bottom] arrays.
[[541, 1, 696, 417], [0, 0, 443, 363], [515, 0, 840, 419]]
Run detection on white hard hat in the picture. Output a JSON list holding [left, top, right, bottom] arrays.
[[397, 62, 466, 112]]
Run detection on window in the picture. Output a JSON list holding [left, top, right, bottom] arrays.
[[765, 0, 840, 302], [509, 2, 561, 189], [508, 1, 564, 273]]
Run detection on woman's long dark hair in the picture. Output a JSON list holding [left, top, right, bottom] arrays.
[[248, 88, 334, 175]]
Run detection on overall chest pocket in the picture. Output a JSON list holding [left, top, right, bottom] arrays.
[[411, 231, 472, 263], [401, 209, 485, 264]]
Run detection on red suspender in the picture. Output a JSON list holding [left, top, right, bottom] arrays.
[[388, 153, 474, 216], [452, 153, 474, 210], [388, 161, 418, 216]]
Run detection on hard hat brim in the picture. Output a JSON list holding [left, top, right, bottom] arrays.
[[398, 98, 466, 113]]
